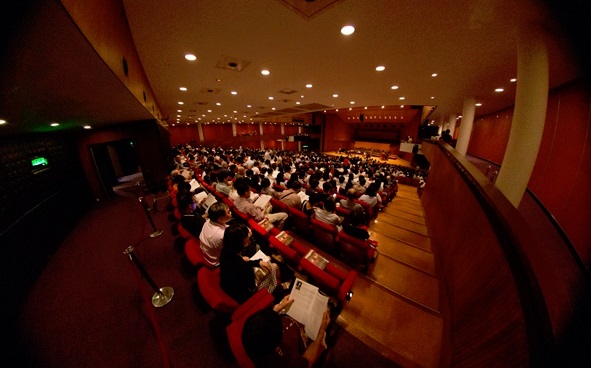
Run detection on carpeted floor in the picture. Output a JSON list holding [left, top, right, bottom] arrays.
[[16, 194, 397, 368]]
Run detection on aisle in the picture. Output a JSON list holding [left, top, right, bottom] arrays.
[[338, 184, 443, 368]]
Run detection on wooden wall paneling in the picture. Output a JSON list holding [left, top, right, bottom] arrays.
[[421, 141, 557, 366], [528, 92, 560, 192], [284, 142, 298, 151], [284, 125, 299, 136]]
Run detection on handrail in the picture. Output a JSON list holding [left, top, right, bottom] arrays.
[[421, 140, 554, 366]]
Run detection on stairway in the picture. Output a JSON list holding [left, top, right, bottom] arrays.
[[338, 184, 443, 368]]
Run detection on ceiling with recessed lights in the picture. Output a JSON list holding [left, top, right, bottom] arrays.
[[0, 0, 582, 135]]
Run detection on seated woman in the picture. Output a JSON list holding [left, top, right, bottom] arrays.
[[242, 296, 330, 368], [219, 223, 283, 304]]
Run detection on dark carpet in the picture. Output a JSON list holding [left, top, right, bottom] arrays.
[[16, 194, 396, 368]]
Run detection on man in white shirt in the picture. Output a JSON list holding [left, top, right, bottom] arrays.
[[199, 202, 232, 267], [233, 179, 287, 229]]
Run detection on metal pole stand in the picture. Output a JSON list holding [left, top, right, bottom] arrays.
[[124, 246, 174, 307], [138, 197, 164, 238]]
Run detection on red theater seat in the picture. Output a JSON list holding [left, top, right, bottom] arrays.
[[226, 289, 274, 368], [197, 267, 239, 313], [310, 218, 338, 252], [337, 231, 377, 273]]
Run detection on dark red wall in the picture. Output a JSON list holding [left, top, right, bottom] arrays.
[[467, 79, 591, 269]]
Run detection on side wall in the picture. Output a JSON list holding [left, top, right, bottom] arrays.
[[467, 79, 591, 270]]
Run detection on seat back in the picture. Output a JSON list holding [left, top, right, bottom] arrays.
[[184, 238, 215, 269], [288, 206, 310, 238], [337, 231, 371, 272], [197, 267, 239, 313], [226, 289, 274, 368], [310, 218, 337, 252], [335, 206, 352, 227], [268, 235, 301, 270], [269, 198, 288, 214], [173, 207, 182, 221]]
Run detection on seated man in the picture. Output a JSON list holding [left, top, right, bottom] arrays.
[[313, 198, 344, 232], [278, 180, 302, 209], [233, 178, 288, 229], [339, 188, 363, 212], [178, 192, 206, 239], [260, 177, 280, 199], [215, 171, 233, 196], [199, 202, 233, 267]]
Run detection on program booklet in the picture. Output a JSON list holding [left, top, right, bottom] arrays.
[[201, 193, 218, 212], [258, 218, 274, 232], [189, 178, 200, 192], [250, 249, 271, 285], [253, 193, 272, 209], [275, 231, 294, 246], [286, 278, 329, 341], [304, 249, 329, 270]]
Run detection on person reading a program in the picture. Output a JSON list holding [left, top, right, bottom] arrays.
[[219, 223, 284, 304], [242, 295, 330, 368]]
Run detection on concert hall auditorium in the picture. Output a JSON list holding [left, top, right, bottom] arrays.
[[1, 1, 590, 367]]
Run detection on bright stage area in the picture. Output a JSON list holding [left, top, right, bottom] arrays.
[[324, 150, 412, 168]]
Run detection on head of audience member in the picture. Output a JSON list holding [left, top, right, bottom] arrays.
[[365, 185, 376, 197], [207, 202, 231, 224], [177, 181, 191, 194], [234, 178, 250, 197], [322, 182, 332, 193], [349, 207, 365, 227], [324, 198, 336, 213], [177, 192, 195, 213], [222, 223, 251, 255], [260, 178, 271, 190], [347, 187, 357, 200], [290, 180, 301, 192], [276, 172, 285, 184], [242, 308, 283, 362]]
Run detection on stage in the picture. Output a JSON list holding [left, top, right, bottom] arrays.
[[324, 151, 412, 168]]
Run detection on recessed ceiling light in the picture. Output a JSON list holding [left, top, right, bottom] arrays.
[[216, 102, 221, 106], [349, 108, 352, 111], [341, 25, 355, 35], [432, 73, 438, 77], [364, 106, 367, 109], [231, 91, 237, 95], [296, 102, 300, 105], [0, 119, 6, 125], [207, 109, 212, 113], [399, 97, 405, 100], [400, 105, 404, 108], [431, 96, 435, 99], [177, 114, 181, 117], [177, 109, 182, 112], [510, 78, 517, 82], [391, 85, 399, 90], [171, 124, 175, 127], [381, 106, 385, 108], [185, 54, 197, 61], [269, 96, 274, 100], [300, 95, 304, 98], [272, 108, 276, 110], [50, 122, 59, 127], [178, 101, 184, 105], [475, 102, 483, 107], [83, 125, 91, 129], [216, 78, 222, 82], [306, 84, 313, 88], [261, 69, 270, 75], [179, 87, 187, 91], [333, 94, 338, 98], [376, 66, 385, 71], [247, 105, 251, 108], [495, 88, 504, 92], [350, 101, 355, 104]]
